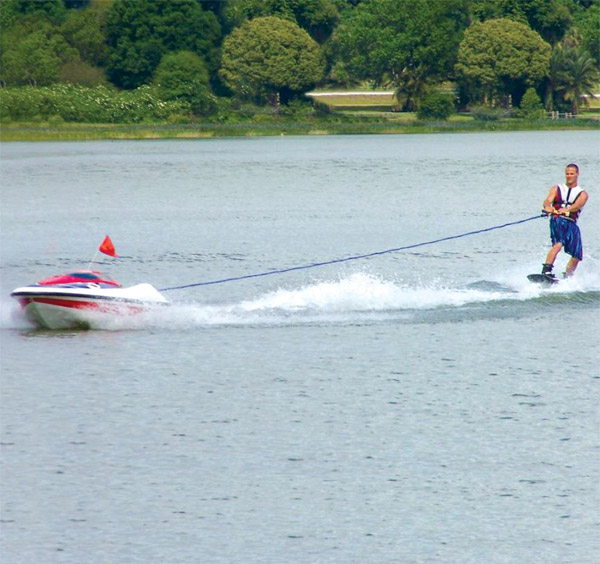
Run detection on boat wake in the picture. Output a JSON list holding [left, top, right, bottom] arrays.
[[4, 271, 598, 331]]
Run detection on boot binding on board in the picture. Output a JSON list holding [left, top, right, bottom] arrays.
[[541, 264, 557, 281]]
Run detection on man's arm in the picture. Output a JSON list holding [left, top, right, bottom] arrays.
[[543, 186, 558, 214], [562, 190, 588, 215]]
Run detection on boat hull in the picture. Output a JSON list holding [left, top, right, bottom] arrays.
[[12, 283, 168, 330]]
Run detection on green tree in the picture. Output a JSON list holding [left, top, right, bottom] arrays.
[[11, 0, 68, 25], [572, 0, 600, 65], [557, 47, 599, 113], [455, 18, 551, 107], [220, 16, 325, 105], [519, 87, 545, 117], [0, 0, 19, 30], [416, 90, 455, 120], [330, 0, 468, 110], [223, 0, 340, 43], [104, 0, 221, 89], [545, 44, 599, 112], [467, 0, 573, 44], [0, 14, 77, 86], [60, 4, 108, 66], [153, 51, 214, 115], [544, 44, 570, 110]]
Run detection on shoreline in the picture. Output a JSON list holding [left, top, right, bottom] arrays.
[[1, 116, 598, 142]]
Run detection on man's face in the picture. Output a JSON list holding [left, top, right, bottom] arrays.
[[565, 166, 578, 186]]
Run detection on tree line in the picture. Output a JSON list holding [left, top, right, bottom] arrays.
[[0, 0, 598, 123]]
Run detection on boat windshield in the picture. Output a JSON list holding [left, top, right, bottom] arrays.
[[38, 271, 121, 287], [69, 272, 112, 281]]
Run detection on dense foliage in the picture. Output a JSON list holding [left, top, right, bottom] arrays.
[[0, 0, 598, 122], [0, 83, 188, 122], [153, 50, 214, 115], [330, 0, 469, 110], [104, 0, 221, 89], [455, 19, 552, 107], [222, 0, 340, 43], [220, 16, 324, 105], [519, 87, 545, 118], [416, 91, 456, 121]]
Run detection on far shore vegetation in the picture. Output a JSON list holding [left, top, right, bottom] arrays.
[[1, 87, 598, 142], [1, 0, 599, 141], [2, 111, 599, 142]]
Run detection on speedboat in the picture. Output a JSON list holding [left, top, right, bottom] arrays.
[[11, 270, 168, 329]]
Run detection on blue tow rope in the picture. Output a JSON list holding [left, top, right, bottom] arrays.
[[159, 214, 544, 291]]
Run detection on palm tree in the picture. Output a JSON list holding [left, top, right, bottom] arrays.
[[545, 45, 569, 111], [556, 48, 599, 114]]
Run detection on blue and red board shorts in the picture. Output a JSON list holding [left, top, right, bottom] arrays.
[[550, 216, 583, 260]]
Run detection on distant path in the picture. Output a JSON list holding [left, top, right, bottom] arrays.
[[307, 91, 393, 97]]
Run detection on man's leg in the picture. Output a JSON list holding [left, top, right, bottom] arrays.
[[543, 242, 563, 276], [565, 257, 580, 277], [545, 242, 562, 266]]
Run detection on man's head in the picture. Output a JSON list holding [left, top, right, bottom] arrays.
[[565, 163, 579, 186]]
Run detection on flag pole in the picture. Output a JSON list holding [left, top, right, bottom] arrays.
[[87, 250, 100, 270]]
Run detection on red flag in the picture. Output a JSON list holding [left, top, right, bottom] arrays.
[[99, 235, 119, 257]]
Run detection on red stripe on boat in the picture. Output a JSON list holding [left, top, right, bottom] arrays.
[[24, 297, 143, 313]]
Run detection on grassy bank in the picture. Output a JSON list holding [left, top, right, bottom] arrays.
[[2, 85, 598, 141], [1, 114, 598, 141]]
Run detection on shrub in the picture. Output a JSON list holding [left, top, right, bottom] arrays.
[[211, 96, 236, 123], [417, 91, 455, 120], [167, 114, 192, 125], [153, 51, 215, 116], [47, 114, 65, 126], [236, 103, 262, 119], [312, 99, 332, 116], [0, 84, 189, 123], [279, 99, 315, 117], [519, 87, 545, 119]]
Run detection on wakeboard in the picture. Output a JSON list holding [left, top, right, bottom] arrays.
[[527, 273, 559, 286]]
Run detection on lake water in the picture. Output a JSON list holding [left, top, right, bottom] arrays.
[[1, 131, 599, 563]]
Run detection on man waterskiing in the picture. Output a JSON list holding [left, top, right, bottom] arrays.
[[540, 163, 588, 280]]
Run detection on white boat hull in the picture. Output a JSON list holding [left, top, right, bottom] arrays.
[[12, 283, 168, 330]]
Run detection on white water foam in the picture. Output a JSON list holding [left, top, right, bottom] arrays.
[[138, 273, 512, 329], [238, 273, 500, 312], [499, 254, 600, 296], [0, 300, 35, 330]]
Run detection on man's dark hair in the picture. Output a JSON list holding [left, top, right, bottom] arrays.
[[567, 163, 579, 172]]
